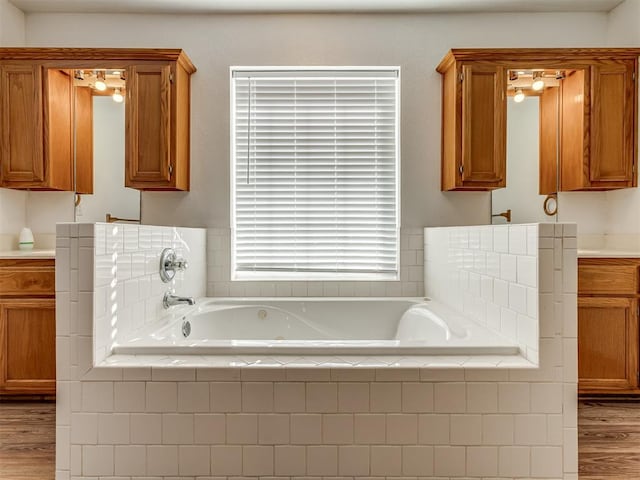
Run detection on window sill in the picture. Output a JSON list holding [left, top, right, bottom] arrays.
[[232, 271, 399, 282]]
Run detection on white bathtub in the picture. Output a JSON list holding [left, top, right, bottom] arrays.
[[113, 298, 519, 356]]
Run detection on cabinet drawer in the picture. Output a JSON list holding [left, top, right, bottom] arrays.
[[0, 260, 55, 297], [578, 264, 639, 295]]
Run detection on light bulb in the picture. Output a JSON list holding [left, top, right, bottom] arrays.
[[94, 70, 107, 91], [112, 88, 124, 103], [514, 89, 525, 103], [532, 72, 544, 91]]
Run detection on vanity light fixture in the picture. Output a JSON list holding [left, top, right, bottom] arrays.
[[94, 70, 107, 91], [532, 71, 544, 91], [74, 70, 85, 81], [509, 71, 518, 82], [514, 88, 525, 103], [112, 88, 124, 103]]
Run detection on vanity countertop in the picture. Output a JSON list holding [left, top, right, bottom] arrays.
[[578, 248, 640, 258], [0, 249, 56, 260]]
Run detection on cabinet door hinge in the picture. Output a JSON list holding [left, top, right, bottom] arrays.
[[169, 72, 174, 84], [168, 164, 173, 178], [459, 165, 464, 175], [459, 72, 464, 82]]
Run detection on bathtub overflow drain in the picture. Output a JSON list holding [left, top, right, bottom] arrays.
[[258, 309, 267, 319], [181, 320, 191, 338]]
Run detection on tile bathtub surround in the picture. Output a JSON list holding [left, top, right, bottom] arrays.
[[207, 227, 425, 297], [425, 223, 576, 364], [57, 222, 578, 479], [57, 222, 206, 368]]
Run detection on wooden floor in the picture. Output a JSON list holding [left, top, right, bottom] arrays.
[[579, 400, 640, 479], [1, 400, 639, 479], [0, 401, 55, 480]]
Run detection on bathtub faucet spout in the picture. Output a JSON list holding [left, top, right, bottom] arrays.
[[163, 291, 196, 309]]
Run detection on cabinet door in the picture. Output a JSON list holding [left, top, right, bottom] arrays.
[[126, 63, 173, 189], [460, 63, 506, 188], [589, 60, 636, 188], [0, 63, 44, 187], [0, 300, 55, 395], [578, 296, 638, 393]]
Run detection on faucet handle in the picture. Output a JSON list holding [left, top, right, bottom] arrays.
[[159, 248, 188, 283]]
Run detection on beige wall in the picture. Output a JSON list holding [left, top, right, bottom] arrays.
[[24, 11, 608, 231]]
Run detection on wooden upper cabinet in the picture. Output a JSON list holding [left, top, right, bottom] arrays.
[[0, 48, 196, 192], [126, 60, 192, 191], [0, 63, 74, 190], [438, 58, 506, 190], [0, 63, 45, 187], [437, 49, 639, 193], [589, 60, 636, 188], [461, 64, 506, 187]]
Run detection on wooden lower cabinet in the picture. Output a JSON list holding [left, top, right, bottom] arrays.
[[0, 299, 56, 394], [578, 258, 640, 394], [0, 258, 55, 396], [578, 296, 638, 393]]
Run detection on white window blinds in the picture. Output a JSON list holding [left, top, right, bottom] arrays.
[[231, 67, 400, 279]]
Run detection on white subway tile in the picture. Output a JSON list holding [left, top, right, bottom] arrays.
[[275, 445, 306, 476], [370, 446, 402, 476], [354, 414, 386, 444], [177, 382, 210, 412], [194, 413, 225, 444], [338, 445, 369, 476], [71, 413, 98, 444], [418, 414, 450, 445], [434, 383, 466, 413], [493, 227, 509, 253], [370, 382, 401, 412], [114, 445, 146, 476], [211, 445, 242, 475], [178, 445, 211, 476], [401, 382, 433, 413], [82, 445, 113, 476], [338, 382, 369, 412], [307, 445, 338, 476], [259, 414, 290, 444], [82, 382, 113, 412], [514, 414, 547, 445], [146, 382, 177, 412], [531, 446, 563, 477], [242, 382, 274, 412], [482, 414, 514, 445], [146, 445, 179, 476], [210, 382, 241, 412], [450, 414, 482, 445], [498, 383, 530, 413], [386, 414, 418, 444], [291, 414, 322, 444], [466, 382, 498, 413], [162, 413, 194, 444], [433, 446, 466, 477], [500, 254, 517, 282], [130, 414, 161, 444], [508, 283, 527, 315], [306, 383, 337, 412], [466, 445, 498, 476], [493, 279, 509, 307], [97, 413, 129, 444], [226, 414, 258, 444]]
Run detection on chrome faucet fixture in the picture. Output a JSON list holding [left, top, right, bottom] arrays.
[[159, 248, 189, 283], [163, 291, 196, 309]]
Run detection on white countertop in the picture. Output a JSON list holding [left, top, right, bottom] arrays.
[[578, 249, 640, 258], [0, 249, 56, 259]]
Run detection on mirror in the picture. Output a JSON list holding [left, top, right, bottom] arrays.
[[65, 68, 141, 223], [491, 68, 574, 224]]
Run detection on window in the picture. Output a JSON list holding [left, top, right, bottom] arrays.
[[231, 67, 400, 280]]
